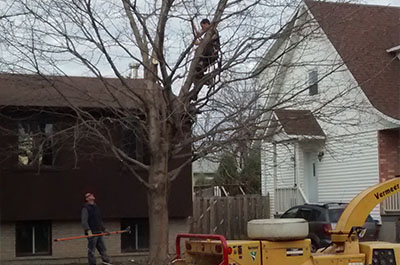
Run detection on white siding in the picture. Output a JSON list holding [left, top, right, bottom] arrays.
[[316, 131, 380, 220], [259, 7, 395, 221], [262, 141, 297, 217], [296, 144, 305, 191], [276, 143, 296, 188], [261, 141, 275, 215], [263, 132, 380, 219]]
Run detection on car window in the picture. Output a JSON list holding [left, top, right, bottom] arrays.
[[311, 209, 323, 221], [328, 208, 344, 222], [297, 208, 313, 221], [314, 209, 328, 221], [281, 207, 299, 218]]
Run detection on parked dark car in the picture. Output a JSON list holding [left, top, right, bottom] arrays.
[[280, 203, 380, 251]]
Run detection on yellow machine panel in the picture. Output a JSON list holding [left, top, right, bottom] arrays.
[[261, 239, 311, 265], [184, 240, 225, 265], [184, 240, 262, 265], [311, 253, 364, 265], [227, 240, 262, 265], [359, 241, 400, 265]]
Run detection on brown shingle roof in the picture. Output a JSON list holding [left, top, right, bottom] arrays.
[[274, 109, 325, 137], [0, 74, 148, 108], [305, 0, 400, 120]]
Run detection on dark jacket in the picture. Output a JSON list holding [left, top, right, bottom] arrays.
[[81, 203, 105, 234], [203, 30, 220, 58]]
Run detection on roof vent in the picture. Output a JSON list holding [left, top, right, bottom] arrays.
[[386, 45, 400, 60]]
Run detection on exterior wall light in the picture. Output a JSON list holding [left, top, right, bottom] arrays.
[[317, 151, 324, 162]]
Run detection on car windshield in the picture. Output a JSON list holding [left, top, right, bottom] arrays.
[[328, 208, 344, 222]]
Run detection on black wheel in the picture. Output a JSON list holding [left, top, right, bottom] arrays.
[[311, 241, 318, 253]]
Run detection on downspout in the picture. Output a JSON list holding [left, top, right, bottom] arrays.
[[293, 142, 297, 187], [273, 142, 278, 217]]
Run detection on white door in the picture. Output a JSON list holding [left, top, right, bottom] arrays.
[[304, 152, 319, 203]]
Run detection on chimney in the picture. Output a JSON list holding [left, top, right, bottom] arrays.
[[129, 63, 140, 78]]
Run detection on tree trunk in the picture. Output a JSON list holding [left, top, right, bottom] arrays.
[[146, 77, 170, 265], [147, 157, 169, 265]]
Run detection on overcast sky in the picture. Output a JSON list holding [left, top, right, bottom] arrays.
[[1, 0, 399, 78], [365, 0, 400, 5]]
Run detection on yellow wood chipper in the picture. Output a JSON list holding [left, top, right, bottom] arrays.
[[173, 177, 400, 265]]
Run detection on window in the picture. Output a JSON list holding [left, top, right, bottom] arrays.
[[281, 207, 299, 218], [328, 208, 345, 222], [310, 209, 322, 221], [122, 128, 144, 162], [121, 219, 149, 252], [308, 70, 318, 95], [297, 208, 314, 221], [16, 221, 52, 256], [18, 121, 54, 166]]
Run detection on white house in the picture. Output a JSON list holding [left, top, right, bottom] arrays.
[[257, 0, 400, 241]]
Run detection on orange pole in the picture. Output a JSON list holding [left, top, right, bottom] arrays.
[[54, 227, 130, 242]]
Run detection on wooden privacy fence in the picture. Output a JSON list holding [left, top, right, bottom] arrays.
[[190, 194, 270, 240]]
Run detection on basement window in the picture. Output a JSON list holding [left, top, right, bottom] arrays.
[[308, 70, 318, 96], [121, 219, 149, 252], [15, 221, 52, 256]]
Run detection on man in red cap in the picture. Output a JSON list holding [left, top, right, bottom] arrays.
[[81, 192, 112, 265]]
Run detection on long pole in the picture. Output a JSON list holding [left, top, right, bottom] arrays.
[[54, 227, 130, 242]]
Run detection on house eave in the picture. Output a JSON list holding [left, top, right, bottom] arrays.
[[286, 134, 325, 140]]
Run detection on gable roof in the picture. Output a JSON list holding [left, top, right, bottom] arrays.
[[0, 74, 149, 108], [304, 0, 400, 120], [274, 109, 325, 137]]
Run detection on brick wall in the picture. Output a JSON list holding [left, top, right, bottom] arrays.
[[378, 129, 400, 182], [168, 218, 191, 253], [0, 222, 15, 260], [1, 218, 189, 265]]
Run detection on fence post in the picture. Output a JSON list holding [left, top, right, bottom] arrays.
[[243, 196, 249, 238], [209, 197, 216, 234], [231, 197, 238, 239], [219, 197, 227, 236], [226, 197, 233, 239], [237, 197, 243, 239], [265, 194, 271, 219], [205, 198, 211, 233], [192, 197, 200, 233], [255, 196, 261, 219], [200, 198, 206, 233]]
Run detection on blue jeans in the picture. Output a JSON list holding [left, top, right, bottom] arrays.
[[87, 236, 111, 265]]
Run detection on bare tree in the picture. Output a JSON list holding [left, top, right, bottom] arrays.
[[0, 0, 366, 264]]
